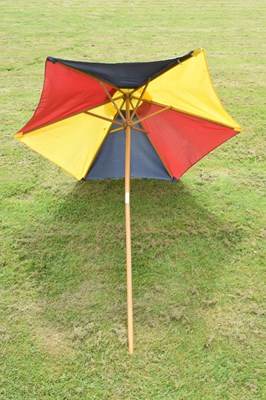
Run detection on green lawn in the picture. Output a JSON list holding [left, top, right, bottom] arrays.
[[0, 1, 265, 399]]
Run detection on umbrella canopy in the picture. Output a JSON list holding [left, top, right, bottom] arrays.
[[15, 48, 241, 353]]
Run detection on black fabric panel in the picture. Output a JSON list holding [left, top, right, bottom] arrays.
[[47, 51, 193, 88], [85, 121, 172, 181]]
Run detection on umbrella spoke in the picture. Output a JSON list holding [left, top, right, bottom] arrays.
[[109, 126, 125, 134], [130, 80, 150, 120], [132, 126, 146, 133], [84, 111, 122, 125], [100, 82, 126, 122], [133, 105, 171, 125]]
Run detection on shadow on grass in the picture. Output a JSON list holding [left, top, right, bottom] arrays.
[[14, 178, 245, 335]]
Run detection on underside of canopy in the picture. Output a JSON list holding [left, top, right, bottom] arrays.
[[47, 51, 193, 88], [15, 49, 241, 181], [85, 117, 172, 181]]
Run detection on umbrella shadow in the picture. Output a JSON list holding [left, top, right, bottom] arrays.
[[54, 177, 243, 276], [28, 179, 244, 338]]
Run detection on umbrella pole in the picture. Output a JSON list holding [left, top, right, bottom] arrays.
[[125, 94, 133, 354]]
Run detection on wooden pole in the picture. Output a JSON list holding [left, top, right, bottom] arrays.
[[125, 94, 133, 354]]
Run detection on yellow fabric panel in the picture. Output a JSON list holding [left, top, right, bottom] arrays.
[[145, 49, 241, 131], [15, 103, 117, 180]]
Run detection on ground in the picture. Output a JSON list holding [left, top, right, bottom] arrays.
[[0, 1, 265, 399]]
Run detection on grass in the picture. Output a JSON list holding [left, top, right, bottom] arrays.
[[0, 0, 265, 399]]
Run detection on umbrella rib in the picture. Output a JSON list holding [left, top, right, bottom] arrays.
[[100, 82, 126, 122], [109, 125, 146, 135], [132, 96, 173, 110], [84, 111, 123, 125], [132, 126, 146, 133], [133, 105, 171, 125], [129, 98, 137, 118], [81, 104, 126, 178], [107, 96, 128, 134], [133, 97, 241, 130], [20, 98, 124, 135], [130, 80, 150, 120], [109, 126, 125, 134]]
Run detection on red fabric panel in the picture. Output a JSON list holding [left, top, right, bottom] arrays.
[[138, 103, 239, 179], [20, 60, 115, 133]]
